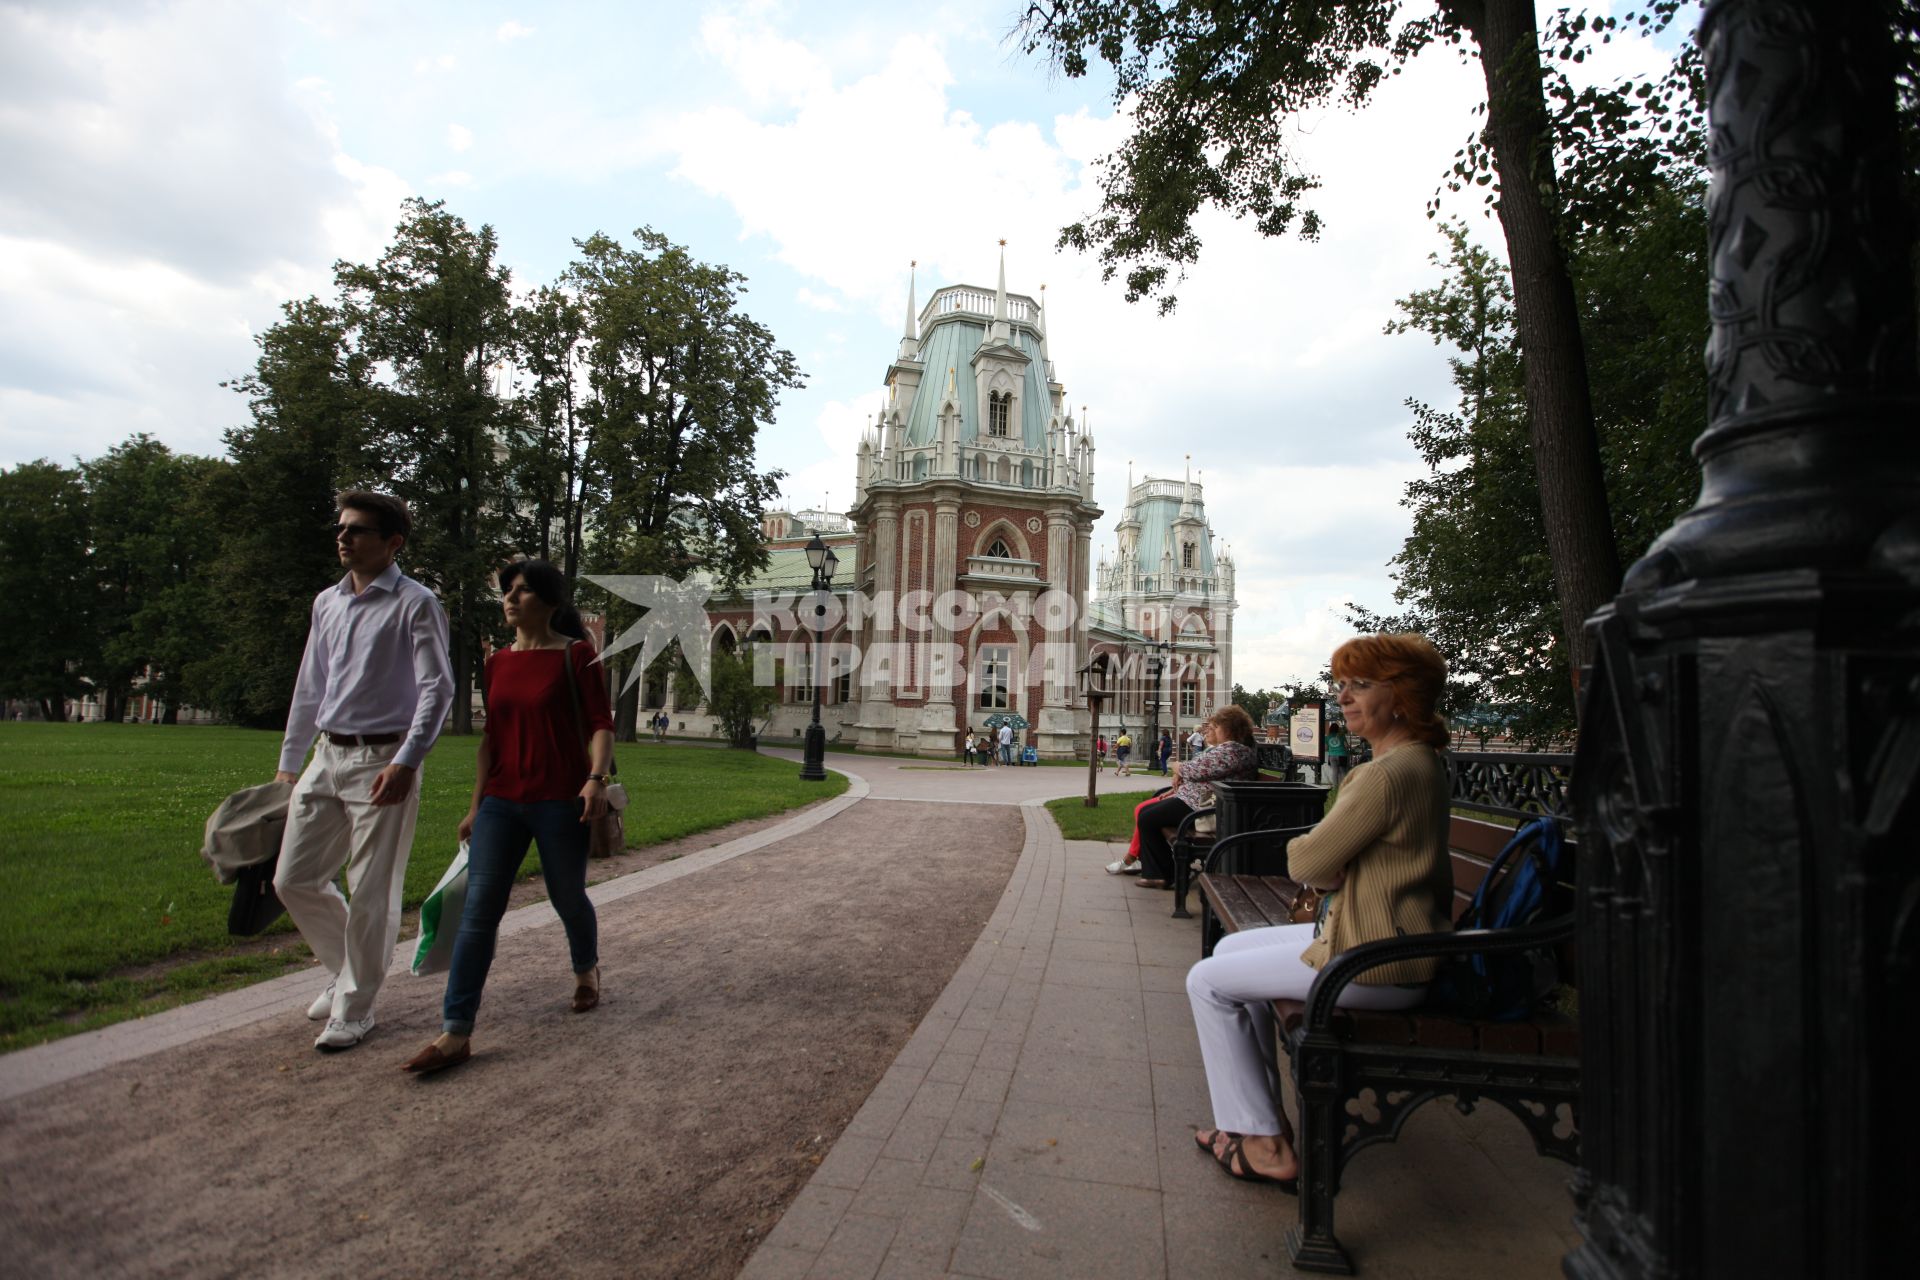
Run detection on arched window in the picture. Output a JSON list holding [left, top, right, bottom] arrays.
[[987, 391, 1010, 437], [985, 538, 1012, 558]]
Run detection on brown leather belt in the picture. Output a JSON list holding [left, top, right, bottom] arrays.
[[323, 732, 402, 747]]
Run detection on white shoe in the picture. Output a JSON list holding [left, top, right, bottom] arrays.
[[1105, 859, 1141, 875], [314, 1015, 375, 1052], [305, 981, 337, 1021]]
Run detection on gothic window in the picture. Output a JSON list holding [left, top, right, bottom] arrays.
[[978, 646, 1010, 709], [988, 391, 1010, 437], [985, 538, 1012, 558], [1181, 684, 1198, 717], [1182, 542, 1195, 569]]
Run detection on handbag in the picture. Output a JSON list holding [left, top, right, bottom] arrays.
[[559, 642, 625, 858], [411, 843, 471, 975]]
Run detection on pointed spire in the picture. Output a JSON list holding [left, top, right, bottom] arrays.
[[1037, 283, 1051, 370], [994, 241, 1008, 323], [897, 260, 920, 361]]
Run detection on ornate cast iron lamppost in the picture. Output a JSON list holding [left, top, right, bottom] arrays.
[[1567, 4, 1918, 1276], [799, 533, 839, 782], [1078, 655, 1112, 808]]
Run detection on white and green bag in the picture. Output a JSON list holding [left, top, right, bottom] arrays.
[[411, 843, 470, 976]]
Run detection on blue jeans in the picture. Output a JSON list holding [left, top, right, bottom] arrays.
[[442, 796, 599, 1034]]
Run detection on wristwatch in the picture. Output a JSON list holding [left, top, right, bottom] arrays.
[[586, 773, 610, 784]]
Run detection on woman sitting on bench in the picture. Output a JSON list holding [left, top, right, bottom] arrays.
[[1186, 633, 1454, 1187], [1130, 706, 1260, 889]]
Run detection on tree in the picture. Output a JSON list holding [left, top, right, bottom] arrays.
[[336, 198, 517, 735], [507, 284, 592, 578], [79, 437, 229, 723], [565, 228, 798, 737], [704, 645, 775, 748], [1020, 0, 1701, 679], [1356, 175, 1708, 742], [0, 461, 92, 720], [189, 298, 381, 727]]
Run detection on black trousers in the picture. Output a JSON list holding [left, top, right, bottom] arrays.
[[1134, 794, 1194, 882]]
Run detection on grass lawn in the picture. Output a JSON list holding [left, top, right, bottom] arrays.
[[0, 723, 845, 1052], [1043, 783, 1342, 844], [1043, 790, 1166, 842]]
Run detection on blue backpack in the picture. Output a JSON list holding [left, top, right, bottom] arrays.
[[1433, 816, 1568, 1021]]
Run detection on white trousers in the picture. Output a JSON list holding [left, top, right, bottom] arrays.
[[1186, 924, 1427, 1136], [274, 741, 421, 1022]]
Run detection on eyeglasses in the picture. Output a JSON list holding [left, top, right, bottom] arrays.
[[331, 522, 382, 540], [1328, 679, 1382, 695]]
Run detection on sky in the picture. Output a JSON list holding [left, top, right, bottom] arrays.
[[0, 0, 1687, 691]]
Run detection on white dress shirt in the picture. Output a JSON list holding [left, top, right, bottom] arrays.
[[278, 562, 455, 773]]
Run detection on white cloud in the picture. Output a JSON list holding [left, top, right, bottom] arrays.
[[0, 2, 410, 466], [447, 122, 473, 152], [796, 287, 844, 312], [496, 20, 535, 43]]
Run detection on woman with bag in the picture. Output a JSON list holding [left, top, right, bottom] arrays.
[[1185, 634, 1453, 1185], [403, 559, 615, 1075]]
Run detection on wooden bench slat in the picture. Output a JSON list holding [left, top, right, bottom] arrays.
[[1203, 875, 1264, 935], [1237, 874, 1304, 923]]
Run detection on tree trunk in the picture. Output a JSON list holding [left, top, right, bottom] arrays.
[[162, 705, 179, 725], [1463, 0, 1623, 684], [615, 671, 639, 742], [40, 696, 65, 722]]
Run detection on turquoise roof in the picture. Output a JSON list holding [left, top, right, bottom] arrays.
[[1127, 494, 1214, 576], [903, 321, 1052, 450]]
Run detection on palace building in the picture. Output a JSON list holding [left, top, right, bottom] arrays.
[[679, 253, 1235, 757]]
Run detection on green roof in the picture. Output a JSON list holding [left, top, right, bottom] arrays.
[[903, 321, 1052, 451]]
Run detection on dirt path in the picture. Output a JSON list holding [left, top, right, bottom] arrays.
[[0, 799, 1023, 1280]]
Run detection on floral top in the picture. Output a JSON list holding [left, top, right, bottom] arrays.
[[1173, 740, 1258, 809]]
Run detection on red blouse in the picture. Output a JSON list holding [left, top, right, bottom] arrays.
[[481, 643, 616, 803]]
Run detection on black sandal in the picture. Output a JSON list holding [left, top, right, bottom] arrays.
[[1215, 1135, 1299, 1193]]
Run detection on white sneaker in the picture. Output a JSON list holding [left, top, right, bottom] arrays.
[[313, 1015, 375, 1052], [1105, 859, 1141, 875], [305, 981, 337, 1021]]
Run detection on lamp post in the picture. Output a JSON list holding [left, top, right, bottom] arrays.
[[1144, 638, 1172, 765], [1077, 656, 1110, 808], [799, 532, 838, 782]]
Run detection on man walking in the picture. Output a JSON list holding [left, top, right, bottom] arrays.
[[273, 492, 453, 1052]]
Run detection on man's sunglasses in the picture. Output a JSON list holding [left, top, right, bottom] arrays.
[[330, 522, 384, 540]]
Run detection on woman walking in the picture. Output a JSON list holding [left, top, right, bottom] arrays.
[[403, 559, 614, 1074]]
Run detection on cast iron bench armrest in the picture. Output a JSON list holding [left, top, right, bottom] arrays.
[[1300, 914, 1578, 1033], [1200, 823, 1321, 873]]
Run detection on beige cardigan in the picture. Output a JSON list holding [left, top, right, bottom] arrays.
[[1288, 744, 1454, 985]]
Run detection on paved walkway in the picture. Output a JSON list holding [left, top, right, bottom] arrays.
[[747, 753, 1582, 1279], [1, 748, 1581, 1277]]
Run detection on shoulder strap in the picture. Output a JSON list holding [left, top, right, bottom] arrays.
[[559, 641, 617, 778]]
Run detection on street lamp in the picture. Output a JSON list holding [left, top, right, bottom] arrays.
[[1144, 637, 1172, 766], [799, 532, 838, 781], [1077, 656, 1111, 808]]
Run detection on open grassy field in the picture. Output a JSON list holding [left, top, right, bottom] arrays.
[[0, 723, 845, 1052]]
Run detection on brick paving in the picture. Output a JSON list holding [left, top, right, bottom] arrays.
[[742, 763, 1583, 1279]]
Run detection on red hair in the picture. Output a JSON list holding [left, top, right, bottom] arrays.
[[1330, 633, 1449, 749]]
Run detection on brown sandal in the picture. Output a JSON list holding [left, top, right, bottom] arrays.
[[571, 967, 601, 1013]]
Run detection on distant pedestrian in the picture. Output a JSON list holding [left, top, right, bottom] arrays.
[[1096, 734, 1108, 770], [274, 491, 453, 1053], [1187, 727, 1205, 759], [998, 721, 1014, 765], [963, 732, 976, 766], [1325, 725, 1350, 788], [1157, 731, 1173, 774], [1115, 731, 1133, 776]]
